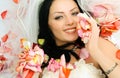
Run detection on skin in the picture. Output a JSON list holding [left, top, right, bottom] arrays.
[[48, 0, 98, 66], [48, 0, 80, 46], [39, 0, 120, 78], [85, 15, 120, 78]]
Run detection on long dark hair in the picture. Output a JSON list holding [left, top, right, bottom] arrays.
[[38, 0, 84, 66]]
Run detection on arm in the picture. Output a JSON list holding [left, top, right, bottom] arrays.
[[90, 48, 120, 78], [85, 17, 120, 78]]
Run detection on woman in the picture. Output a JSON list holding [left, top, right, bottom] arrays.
[[38, 0, 120, 78], [38, 0, 96, 67]]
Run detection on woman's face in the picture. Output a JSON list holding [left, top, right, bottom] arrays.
[[48, 0, 80, 46]]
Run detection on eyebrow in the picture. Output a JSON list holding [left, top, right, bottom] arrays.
[[70, 7, 79, 11], [53, 7, 79, 14]]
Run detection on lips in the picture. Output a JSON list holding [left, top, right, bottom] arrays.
[[64, 27, 76, 33]]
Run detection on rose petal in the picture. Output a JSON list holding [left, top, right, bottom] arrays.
[[1, 10, 7, 19], [13, 0, 19, 4], [1, 34, 8, 42]]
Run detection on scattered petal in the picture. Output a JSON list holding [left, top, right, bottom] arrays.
[[13, 0, 19, 4], [116, 49, 120, 60], [38, 39, 45, 45], [1, 34, 8, 42], [24, 70, 34, 78], [1, 10, 7, 19]]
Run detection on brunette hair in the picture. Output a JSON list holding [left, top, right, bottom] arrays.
[[38, 0, 84, 66]]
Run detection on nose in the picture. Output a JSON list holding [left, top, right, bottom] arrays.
[[66, 16, 74, 26]]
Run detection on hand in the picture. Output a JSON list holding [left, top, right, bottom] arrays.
[[77, 13, 100, 56], [85, 17, 100, 56]]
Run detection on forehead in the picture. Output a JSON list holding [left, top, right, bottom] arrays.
[[50, 0, 78, 13]]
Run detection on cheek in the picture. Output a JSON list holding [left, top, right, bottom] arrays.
[[49, 25, 65, 42], [49, 20, 63, 33], [51, 28, 59, 35], [49, 23, 63, 36], [75, 16, 79, 21]]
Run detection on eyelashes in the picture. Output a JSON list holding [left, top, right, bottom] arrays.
[[72, 11, 79, 16], [54, 11, 80, 20], [54, 16, 63, 20]]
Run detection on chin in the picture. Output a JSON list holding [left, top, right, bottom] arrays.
[[66, 36, 78, 42]]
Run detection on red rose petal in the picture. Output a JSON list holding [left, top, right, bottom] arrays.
[[13, 0, 19, 4], [1, 34, 8, 42], [1, 10, 7, 19], [114, 20, 120, 29], [0, 55, 6, 61], [25, 70, 34, 78], [116, 50, 120, 60]]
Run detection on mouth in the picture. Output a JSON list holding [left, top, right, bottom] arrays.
[[64, 27, 76, 33]]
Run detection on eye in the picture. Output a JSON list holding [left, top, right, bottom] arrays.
[[54, 16, 63, 20], [72, 11, 79, 16]]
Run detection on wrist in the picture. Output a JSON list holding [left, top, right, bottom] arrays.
[[105, 63, 118, 75]]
